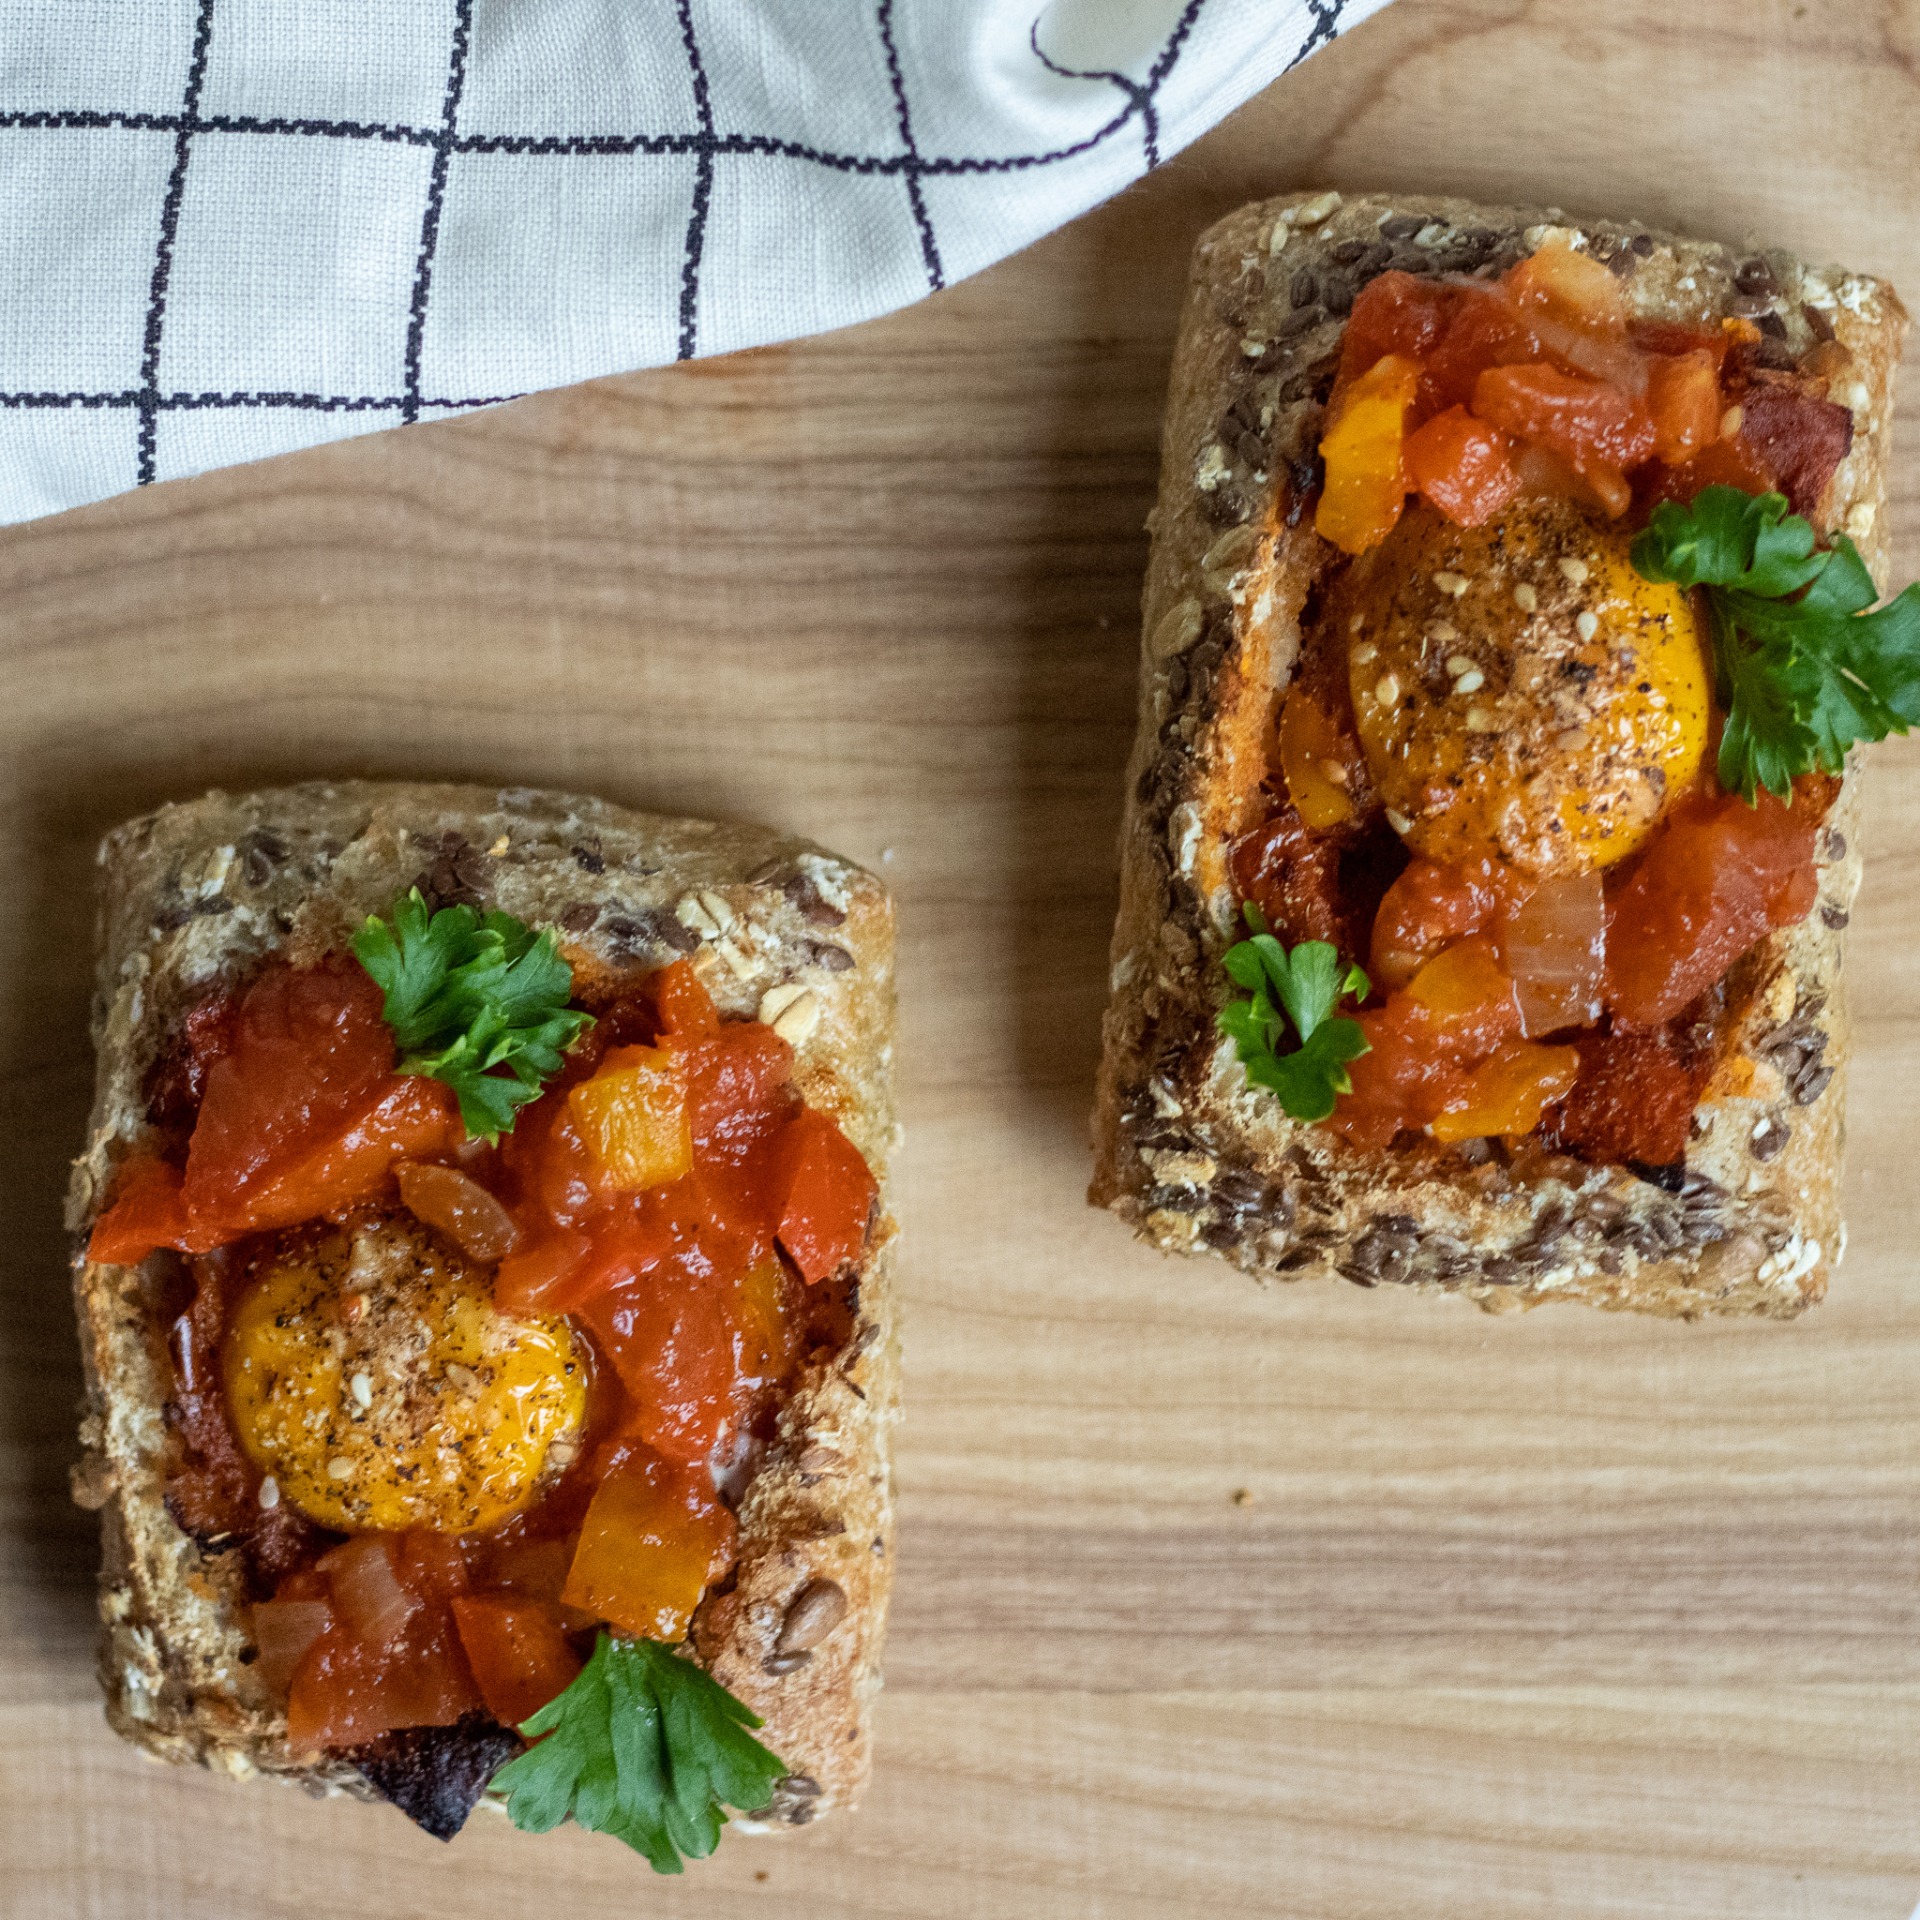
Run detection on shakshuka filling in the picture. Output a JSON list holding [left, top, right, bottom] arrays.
[[1231, 237, 1854, 1170], [89, 950, 875, 1754]]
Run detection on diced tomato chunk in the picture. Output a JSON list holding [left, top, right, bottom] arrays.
[[561, 1452, 735, 1642], [577, 1250, 742, 1464], [770, 1107, 877, 1284], [674, 1020, 796, 1164], [1472, 364, 1657, 477], [493, 1225, 595, 1312], [1370, 857, 1527, 992], [183, 960, 394, 1224], [285, 1616, 481, 1751], [646, 957, 721, 1039], [450, 1595, 583, 1729], [87, 1153, 191, 1264], [1605, 782, 1830, 1026], [1645, 350, 1724, 464], [1328, 938, 1523, 1150], [1737, 381, 1853, 520], [1403, 406, 1520, 527], [1542, 1024, 1711, 1169], [1423, 286, 1541, 412], [1636, 432, 1777, 513], [281, 1531, 484, 1751], [1229, 803, 1402, 964], [1336, 271, 1458, 388], [226, 1075, 461, 1237], [1330, 1005, 1467, 1152]]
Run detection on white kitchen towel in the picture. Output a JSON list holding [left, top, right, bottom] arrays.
[[0, 0, 1387, 527]]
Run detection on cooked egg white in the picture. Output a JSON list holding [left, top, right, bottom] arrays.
[[1338, 499, 1709, 875], [225, 1212, 584, 1534]]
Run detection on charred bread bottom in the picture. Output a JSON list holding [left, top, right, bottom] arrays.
[[1092, 190, 1906, 1317], [67, 781, 898, 1830]]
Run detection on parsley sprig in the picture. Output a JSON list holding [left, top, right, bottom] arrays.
[[490, 1633, 788, 1873], [1631, 486, 1920, 802], [1217, 904, 1370, 1123], [353, 888, 592, 1143]]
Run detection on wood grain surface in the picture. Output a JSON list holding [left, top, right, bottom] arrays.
[[5, 2, 1920, 1914]]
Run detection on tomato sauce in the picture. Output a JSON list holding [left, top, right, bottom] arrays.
[[90, 953, 878, 1754], [1229, 240, 1847, 1159], [1315, 245, 1852, 554]]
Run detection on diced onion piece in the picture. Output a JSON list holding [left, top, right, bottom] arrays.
[[320, 1534, 421, 1652], [1499, 870, 1605, 1037], [1505, 241, 1643, 392], [249, 1598, 332, 1697], [1507, 239, 1630, 334], [397, 1159, 523, 1264]]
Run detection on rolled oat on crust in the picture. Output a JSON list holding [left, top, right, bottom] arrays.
[[67, 780, 898, 1820], [1090, 191, 1907, 1318]]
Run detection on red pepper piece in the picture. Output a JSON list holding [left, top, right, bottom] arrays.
[[449, 1595, 583, 1730], [769, 1107, 876, 1285]]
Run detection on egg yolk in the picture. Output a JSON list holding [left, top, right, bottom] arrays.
[[1339, 499, 1709, 876], [225, 1213, 585, 1534]]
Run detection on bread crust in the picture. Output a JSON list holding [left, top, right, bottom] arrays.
[[1091, 190, 1907, 1317], [65, 780, 898, 1824]]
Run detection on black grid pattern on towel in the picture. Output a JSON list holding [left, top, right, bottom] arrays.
[[0, 0, 1333, 492]]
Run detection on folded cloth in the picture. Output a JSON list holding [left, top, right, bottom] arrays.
[[0, 0, 1387, 527]]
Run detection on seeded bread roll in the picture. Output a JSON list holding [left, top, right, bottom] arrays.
[[1091, 190, 1907, 1317], [66, 780, 898, 1825]]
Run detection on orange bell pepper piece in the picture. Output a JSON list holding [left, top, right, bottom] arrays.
[[1472, 363, 1656, 481], [1430, 1039, 1581, 1143], [1315, 353, 1421, 555], [1645, 349, 1724, 465], [1277, 690, 1358, 830], [562, 1453, 736, 1642], [568, 1045, 692, 1191]]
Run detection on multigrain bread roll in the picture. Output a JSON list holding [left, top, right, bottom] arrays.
[[1092, 190, 1908, 1317], [67, 781, 897, 1842]]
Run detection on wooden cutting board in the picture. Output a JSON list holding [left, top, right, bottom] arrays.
[[6, 2, 1920, 1914]]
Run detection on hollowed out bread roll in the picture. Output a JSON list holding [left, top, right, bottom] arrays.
[[67, 780, 897, 1823], [1091, 191, 1906, 1316]]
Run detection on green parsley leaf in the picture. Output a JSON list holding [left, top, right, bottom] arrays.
[[352, 888, 593, 1143], [1631, 485, 1920, 802], [1216, 903, 1369, 1124], [491, 1633, 789, 1873]]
